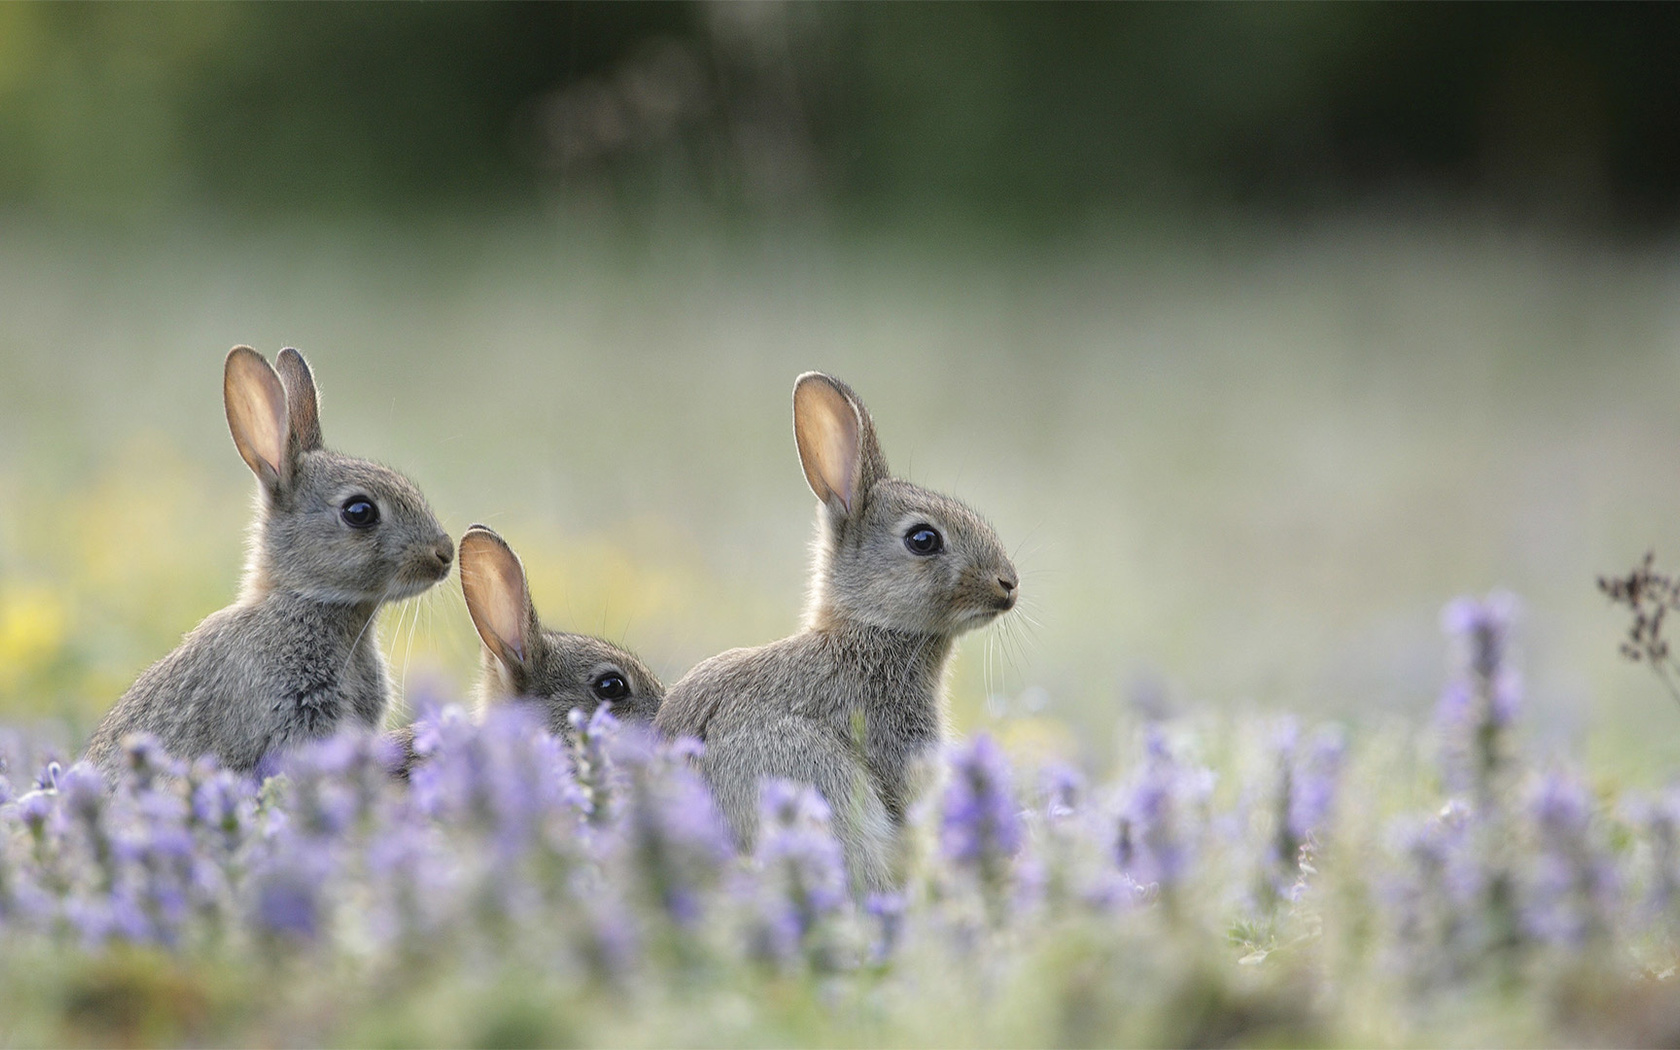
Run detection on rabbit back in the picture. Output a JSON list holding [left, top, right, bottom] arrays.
[[87, 591, 390, 776], [703, 706, 898, 891], [660, 625, 949, 889]]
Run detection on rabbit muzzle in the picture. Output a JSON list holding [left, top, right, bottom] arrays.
[[388, 538, 455, 598], [947, 568, 1018, 630]]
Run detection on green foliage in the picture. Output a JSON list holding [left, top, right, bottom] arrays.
[[4, 4, 1680, 231]]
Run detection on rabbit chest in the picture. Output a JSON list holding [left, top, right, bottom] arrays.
[[258, 596, 390, 737], [828, 628, 954, 824]]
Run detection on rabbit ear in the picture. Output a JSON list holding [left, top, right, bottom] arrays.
[[224, 346, 291, 491], [460, 526, 537, 671], [274, 347, 323, 453], [793, 372, 888, 517]]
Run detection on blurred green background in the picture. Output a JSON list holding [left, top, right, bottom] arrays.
[[4, 2, 1680, 779]]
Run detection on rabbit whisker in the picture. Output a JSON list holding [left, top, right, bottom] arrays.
[[401, 592, 423, 710], [989, 620, 1018, 689], [989, 625, 1008, 700], [387, 597, 413, 720], [1010, 521, 1046, 563], [987, 624, 1001, 708], [1006, 621, 1030, 679], [341, 579, 397, 681], [988, 631, 1003, 713]]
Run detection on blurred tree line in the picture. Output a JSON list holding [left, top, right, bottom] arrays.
[[1, 2, 1677, 235]]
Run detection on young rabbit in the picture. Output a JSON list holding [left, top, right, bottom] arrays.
[[387, 524, 665, 776], [655, 372, 1018, 890], [85, 346, 454, 779]]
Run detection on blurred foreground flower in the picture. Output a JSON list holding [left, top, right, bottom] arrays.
[[0, 594, 1674, 1046]]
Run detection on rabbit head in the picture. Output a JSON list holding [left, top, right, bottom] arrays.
[[794, 372, 1018, 637], [459, 524, 664, 731], [224, 346, 453, 605]]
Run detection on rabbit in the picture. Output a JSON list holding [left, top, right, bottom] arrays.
[[386, 524, 665, 777], [655, 372, 1019, 891], [85, 346, 455, 780]]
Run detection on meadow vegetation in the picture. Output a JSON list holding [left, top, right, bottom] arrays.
[[6, 7, 1680, 1043], [3, 593, 1679, 1046], [3, 218, 1680, 1044]]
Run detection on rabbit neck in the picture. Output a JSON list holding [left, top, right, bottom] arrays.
[[280, 590, 380, 636], [239, 567, 381, 643], [811, 620, 953, 712], [237, 542, 384, 623]]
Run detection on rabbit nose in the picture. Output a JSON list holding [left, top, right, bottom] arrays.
[[432, 541, 454, 570], [993, 572, 1018, 609]]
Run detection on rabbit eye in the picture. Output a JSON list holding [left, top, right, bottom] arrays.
[[904, 524, 944, 556], [340, 497, 379, 529], [591, 672, 630, 701]]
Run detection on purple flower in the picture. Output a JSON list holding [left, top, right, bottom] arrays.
[[613, 753, 733, 926], [1436, 591, 1524, 804], [190, 761, 255, 843], [1524, 770, 1617, 949], [412, 703, 585, 854], [864, 891, 906, 964], [253, 863, 324, 940], [568, 703, 623, 827], [941, 735, 1023, 870], [746, 780, 849, 968], [35, 760, 62, 793], [16, 789, 55, 836], [1038, 762, 1085, 823], [1383, 804, 1482, 984], [118, 733, 185, 791], [1251, 719, 1344, 908], [1441, 591, 1520, 677], [1632, 787, 1680, 923], [1115, 728, 1213, 898], [60, 763, 104, 819], [1287, 725, 1346, 847], [361, 809, 458, 948]]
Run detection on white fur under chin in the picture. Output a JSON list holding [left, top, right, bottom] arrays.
[[387, 572, 449, 601], [280, 571, 444, 607], [954, 606, 1006, 632]]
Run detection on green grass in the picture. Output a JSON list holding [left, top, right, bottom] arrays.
[[1, 212, 1677, 779]]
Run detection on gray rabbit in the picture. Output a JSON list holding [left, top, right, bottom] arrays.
[[387, 524, 664, 776], [85, 346, 454, 779], [656, 372, 1018, 890]]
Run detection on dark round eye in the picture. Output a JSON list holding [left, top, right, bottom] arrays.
[[591, 672, 629, 701], [904, 524, 943, 556], [340, 497, 379, 529]]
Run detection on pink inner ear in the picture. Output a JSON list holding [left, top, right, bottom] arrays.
[[226, 351, 289, 482], [795, 380, 861, 512], [461, 535, 529, 665]]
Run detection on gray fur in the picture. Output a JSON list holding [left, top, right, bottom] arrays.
[[86, 346, 452, 779], [656, 372, 1018, 891], [387, 525, 664, 778], [476, 626, 664, 733]]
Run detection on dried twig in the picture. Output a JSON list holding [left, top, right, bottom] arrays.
[[1598, 551, 1680, 708]]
